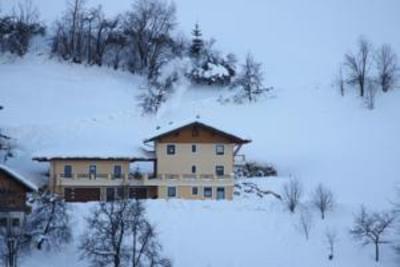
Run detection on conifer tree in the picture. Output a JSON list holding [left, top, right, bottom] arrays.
[[190, 23, 204, 60]]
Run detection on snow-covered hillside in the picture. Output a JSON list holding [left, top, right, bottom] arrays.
[[1, 0, 400, 266]]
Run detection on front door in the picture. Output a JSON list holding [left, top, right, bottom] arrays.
[[216, 187, 225, 200]]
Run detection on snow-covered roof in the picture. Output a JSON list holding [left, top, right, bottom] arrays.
[[145, 118, 251, 144], [0, 164, 38, 191], [32, 144, 154, 162]]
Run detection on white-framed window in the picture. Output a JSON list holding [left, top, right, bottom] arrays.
[[204, 187, 212, 198], [192, 144, 197, 153], [216, 144, 225, 155], [215, 166, 224, 176], [167, 144, 176, 155], [191, 165, 196, 174], [167, 187, 176, 198]]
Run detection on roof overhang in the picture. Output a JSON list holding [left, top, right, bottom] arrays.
[[0, 165, 38, 192], [144, 121, 251, 144]]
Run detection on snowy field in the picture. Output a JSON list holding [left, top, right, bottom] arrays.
[[1, 0, 400, 266]]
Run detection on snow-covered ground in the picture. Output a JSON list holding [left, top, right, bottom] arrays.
[[1, 0, 400, 266]]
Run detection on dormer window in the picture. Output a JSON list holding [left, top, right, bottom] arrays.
[[167, 144, 176, 155], [216, 144, 225, 155]]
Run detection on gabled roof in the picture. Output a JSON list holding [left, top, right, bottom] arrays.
[[144, 120, 251, 144], [0, 164, 38, 192]]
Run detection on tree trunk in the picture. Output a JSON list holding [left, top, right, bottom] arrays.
[[375, 242, 379, 262]]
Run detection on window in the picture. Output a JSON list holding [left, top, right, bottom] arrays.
[[192, 187, 198, 195], [215, 166, 224, 176], [12, 218, 20, 227], [204, 187, 212, 198], [167, 144, 176, 155], [89, 165, 97, 176], [0, 218, 7, 227], [106, 188, 115, 201], [192, 144, 197, 153], [167, 187, 176, 198], [216, 144, 225, 155], [191, 165, 196, 174], [113, 165, 122, 179], [64, 165, 72, 178], [217, 187, 225, 200]]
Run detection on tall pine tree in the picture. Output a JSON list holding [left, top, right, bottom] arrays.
[[190, 23, 204, 61]]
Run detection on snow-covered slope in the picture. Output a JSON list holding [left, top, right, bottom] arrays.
[[1, 0, 400, 266]]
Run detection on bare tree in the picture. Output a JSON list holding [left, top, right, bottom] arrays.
[[0, 218, 29, 267], [0, 107, 15, 162], [297, 207, 313, 240], [375, 44, 398, 93], [311, 183, 335, 220], [350, 206, 396, 262], [325, 228, 338, 260], [26, 191, 71, 250], [233, 53, 272, 103], [282, 178, 303, 213], [80, 199, 171, 267], [124, 0, 177, 79], [335, 66, 346, 96], [365, 79, 378, 110], [344, 37, 373, 97]]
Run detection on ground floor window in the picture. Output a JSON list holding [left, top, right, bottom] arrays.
[[192, 187, 198, 195], [204, 187, 212, 198], [217, 187, 225, 200], [167, 187, 176, 198]]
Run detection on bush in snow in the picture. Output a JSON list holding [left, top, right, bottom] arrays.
[[235, 161, 277, 178], [26, 191, 71, 250], [0, 1, 45, 56], [311, 183, 335, 220], [80, 199, 171, 267], [231, 53, 272, 103], [350, 206, 395, 262], [282, 178, 303, 213]]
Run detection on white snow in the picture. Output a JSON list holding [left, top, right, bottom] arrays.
[[0, 0, 400, 266]]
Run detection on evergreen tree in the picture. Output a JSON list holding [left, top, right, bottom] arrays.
[[190, 23, 204, 60]]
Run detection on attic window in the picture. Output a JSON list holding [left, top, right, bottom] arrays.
[[192, 127, 199, 137]]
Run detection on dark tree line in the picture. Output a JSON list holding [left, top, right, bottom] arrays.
[[0, 1, 45, 56], [52, 0, 177, 79]]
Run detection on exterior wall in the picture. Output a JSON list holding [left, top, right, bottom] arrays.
[[156, 143, 234, 177], [0, 171, 29, 212], [158, 185, 233, 200]]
